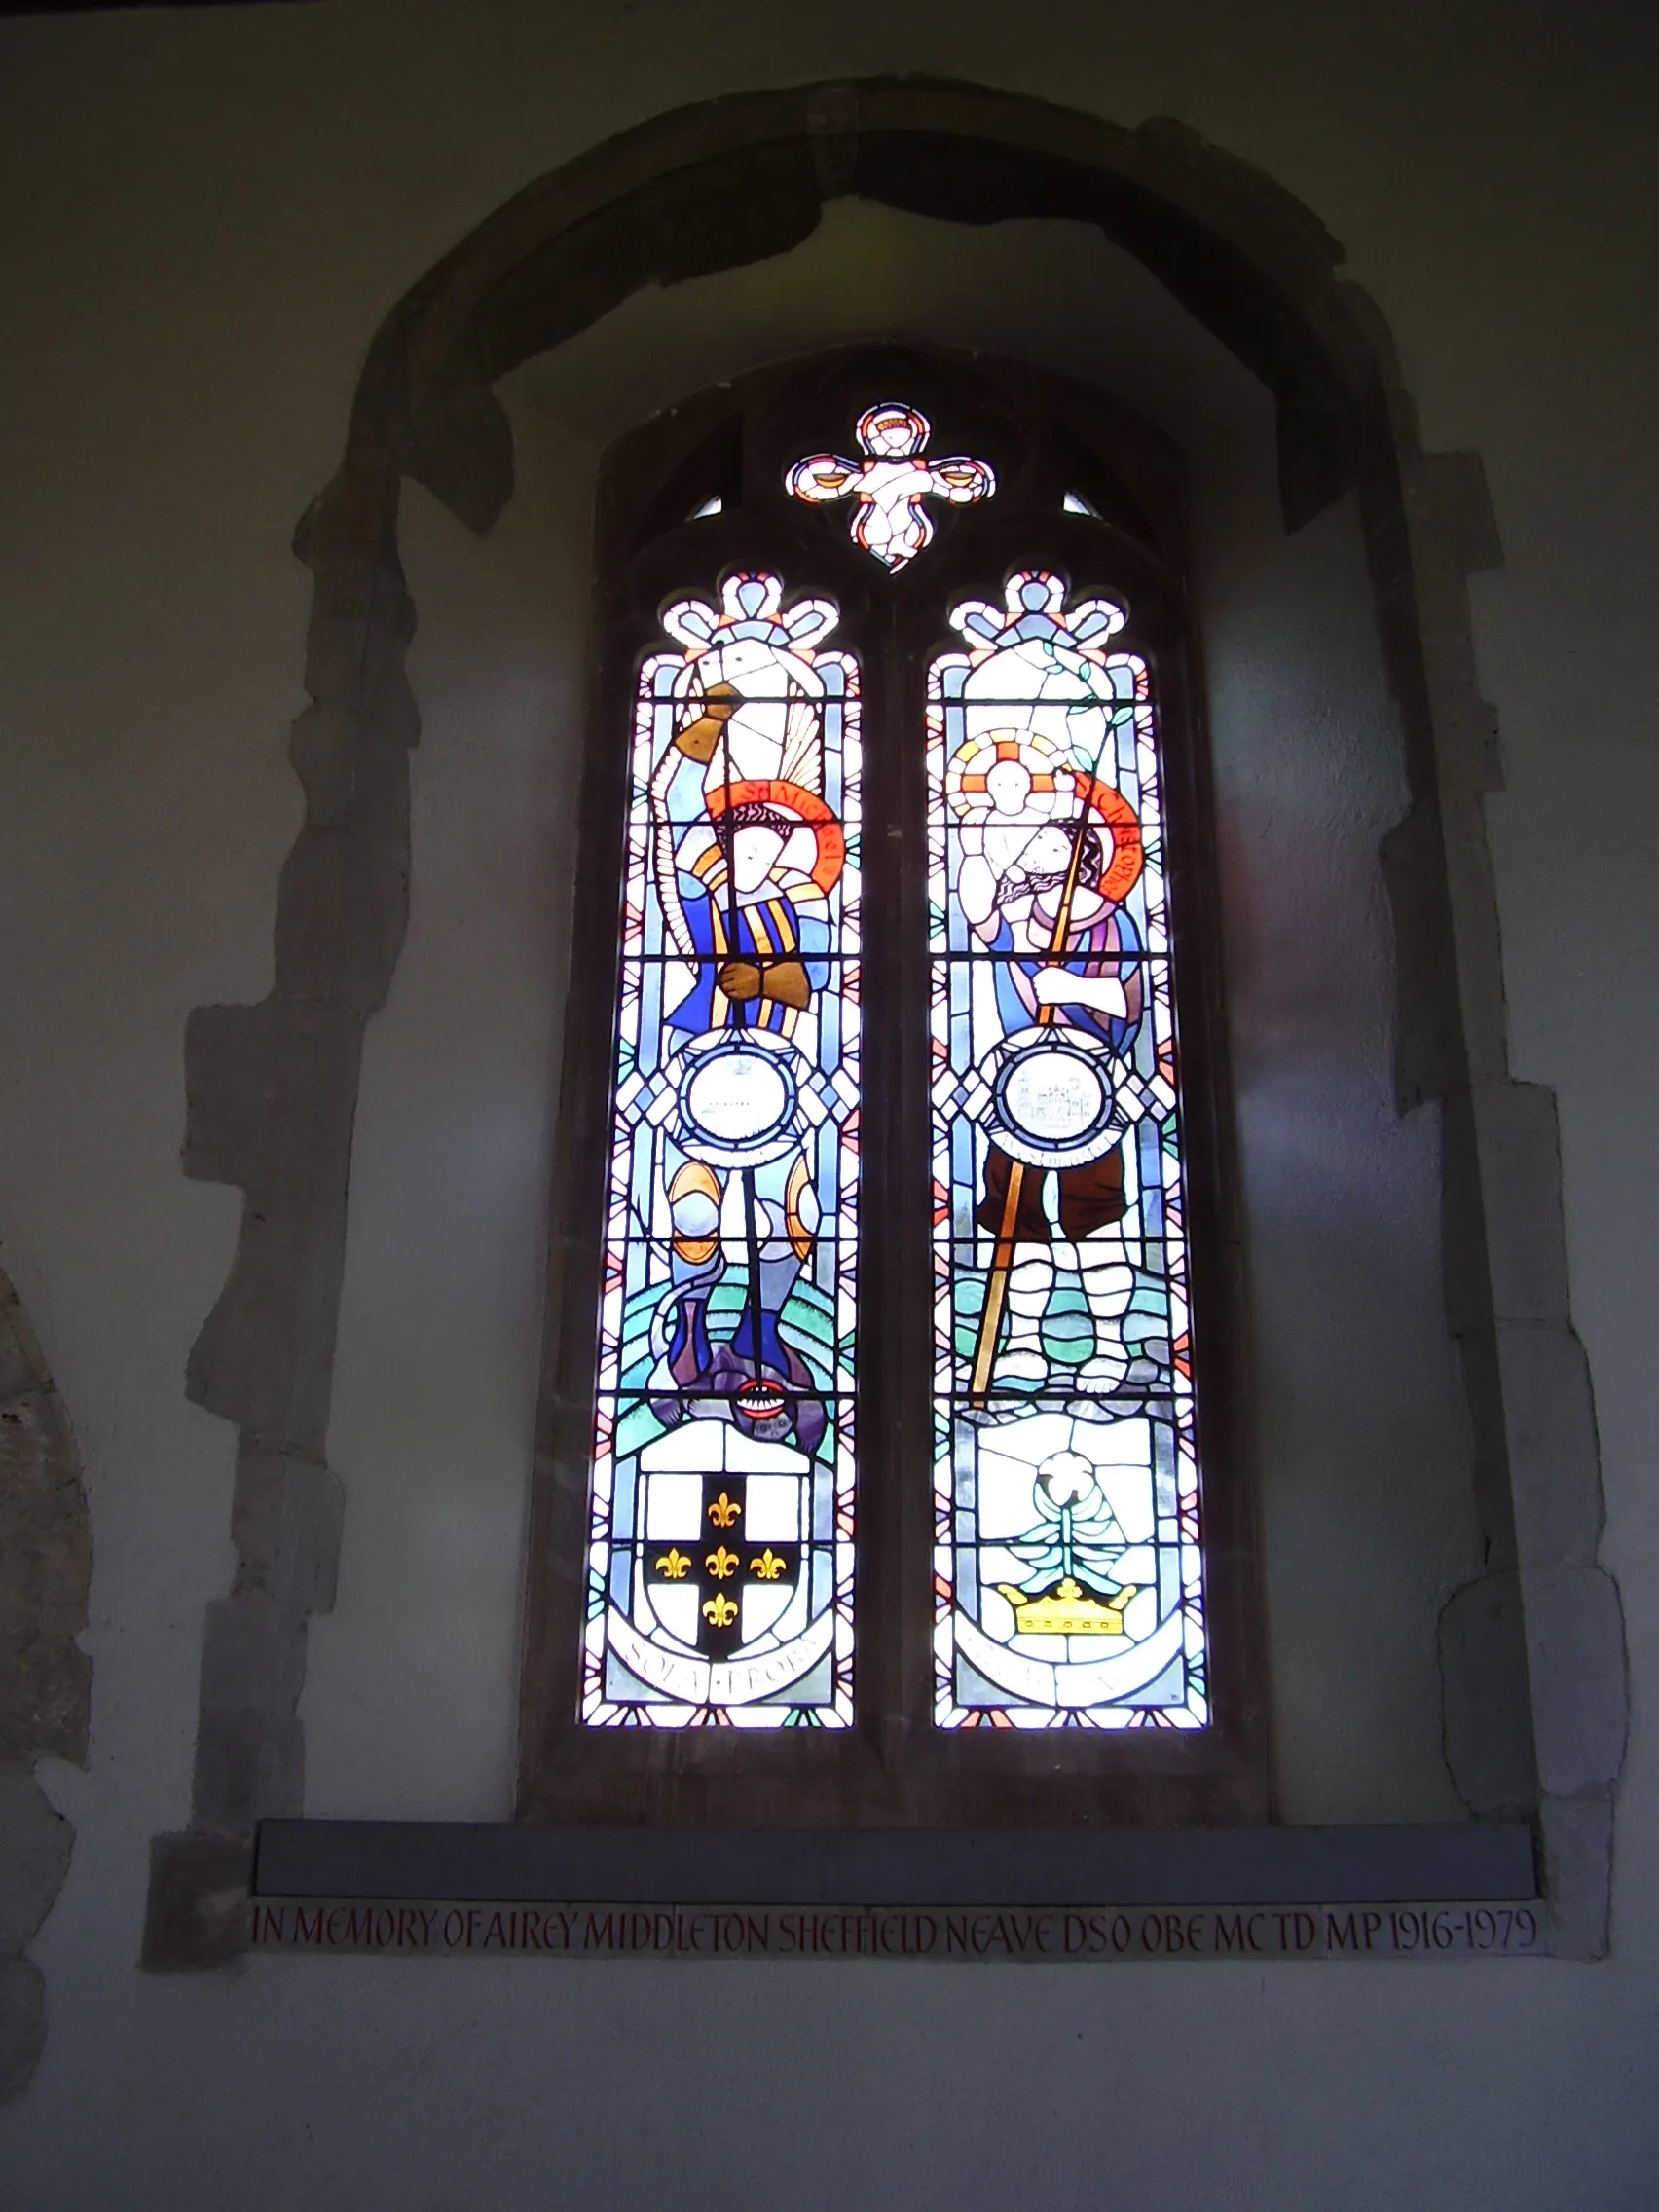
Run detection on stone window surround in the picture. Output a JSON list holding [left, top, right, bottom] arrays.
[[132, 75, 1626, 1970]]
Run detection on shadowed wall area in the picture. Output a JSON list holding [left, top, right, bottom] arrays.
[[0, 1267, 90, 2101]]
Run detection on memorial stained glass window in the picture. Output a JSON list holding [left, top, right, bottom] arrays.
[[580, 573, 861, 1727], [926, 571, 1208, 1729], [560, 370, 1228, 1792]]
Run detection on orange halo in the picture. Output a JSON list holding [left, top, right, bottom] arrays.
[[705, 777, 846, 894]]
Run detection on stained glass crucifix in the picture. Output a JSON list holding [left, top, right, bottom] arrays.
[[787, 402, 995, 571]]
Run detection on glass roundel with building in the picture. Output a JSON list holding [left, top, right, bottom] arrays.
[[576, 405, 1207, 1732]]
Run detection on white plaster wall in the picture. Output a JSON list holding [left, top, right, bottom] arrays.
[[304, 414, 595, 1821], [2, 1, 1656, 2205]]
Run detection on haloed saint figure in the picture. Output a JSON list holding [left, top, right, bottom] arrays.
[[581, 574, 861, 1727], [652, 637, 849, 1456], [955, 743, 1145, 1324]]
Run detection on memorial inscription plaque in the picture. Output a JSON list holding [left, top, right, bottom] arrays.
[[250, 1899, 1545, 1962]]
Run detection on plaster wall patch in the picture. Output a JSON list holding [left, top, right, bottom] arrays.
[[0, 1265, 91, 2100]]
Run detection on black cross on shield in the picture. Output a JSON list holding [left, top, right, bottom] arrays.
[[644, 1473, 801, 1659]]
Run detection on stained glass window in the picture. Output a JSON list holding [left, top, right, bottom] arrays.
[[553, 368, 1234, 1799], [926, 571, 1208, 1729], [580, 573, 861, 1728]]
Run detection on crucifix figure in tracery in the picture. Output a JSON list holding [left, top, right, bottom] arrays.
[[786, 402, 995, 571]]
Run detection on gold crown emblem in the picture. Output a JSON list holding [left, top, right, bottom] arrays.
[[998, 1577, 1135, 1637]]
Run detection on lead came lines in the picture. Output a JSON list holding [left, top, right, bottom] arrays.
[[927, 571, 1208, 1730], [582, 574, 861, 1728]]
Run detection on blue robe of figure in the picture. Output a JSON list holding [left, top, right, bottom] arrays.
[[669, 886, 830, 1035]]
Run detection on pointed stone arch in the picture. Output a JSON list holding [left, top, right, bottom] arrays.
[[147, 75, 1623, 1965]]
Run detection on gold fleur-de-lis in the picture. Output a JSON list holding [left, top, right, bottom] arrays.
[[705, 1544, 741, 1581], [749, 1549, 788, 1582], [702, 1592, 738, 1629], [654, 1548, 691, 1580], [707, 1491, 741, 1528]]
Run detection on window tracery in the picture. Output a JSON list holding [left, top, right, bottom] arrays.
[[785, 401, 995, 570]]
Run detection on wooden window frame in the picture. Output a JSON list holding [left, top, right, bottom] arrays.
[[518, 346, 1266, 1825]]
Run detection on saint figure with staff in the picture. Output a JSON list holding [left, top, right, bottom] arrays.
[[948, 726, 1146, 1403]]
